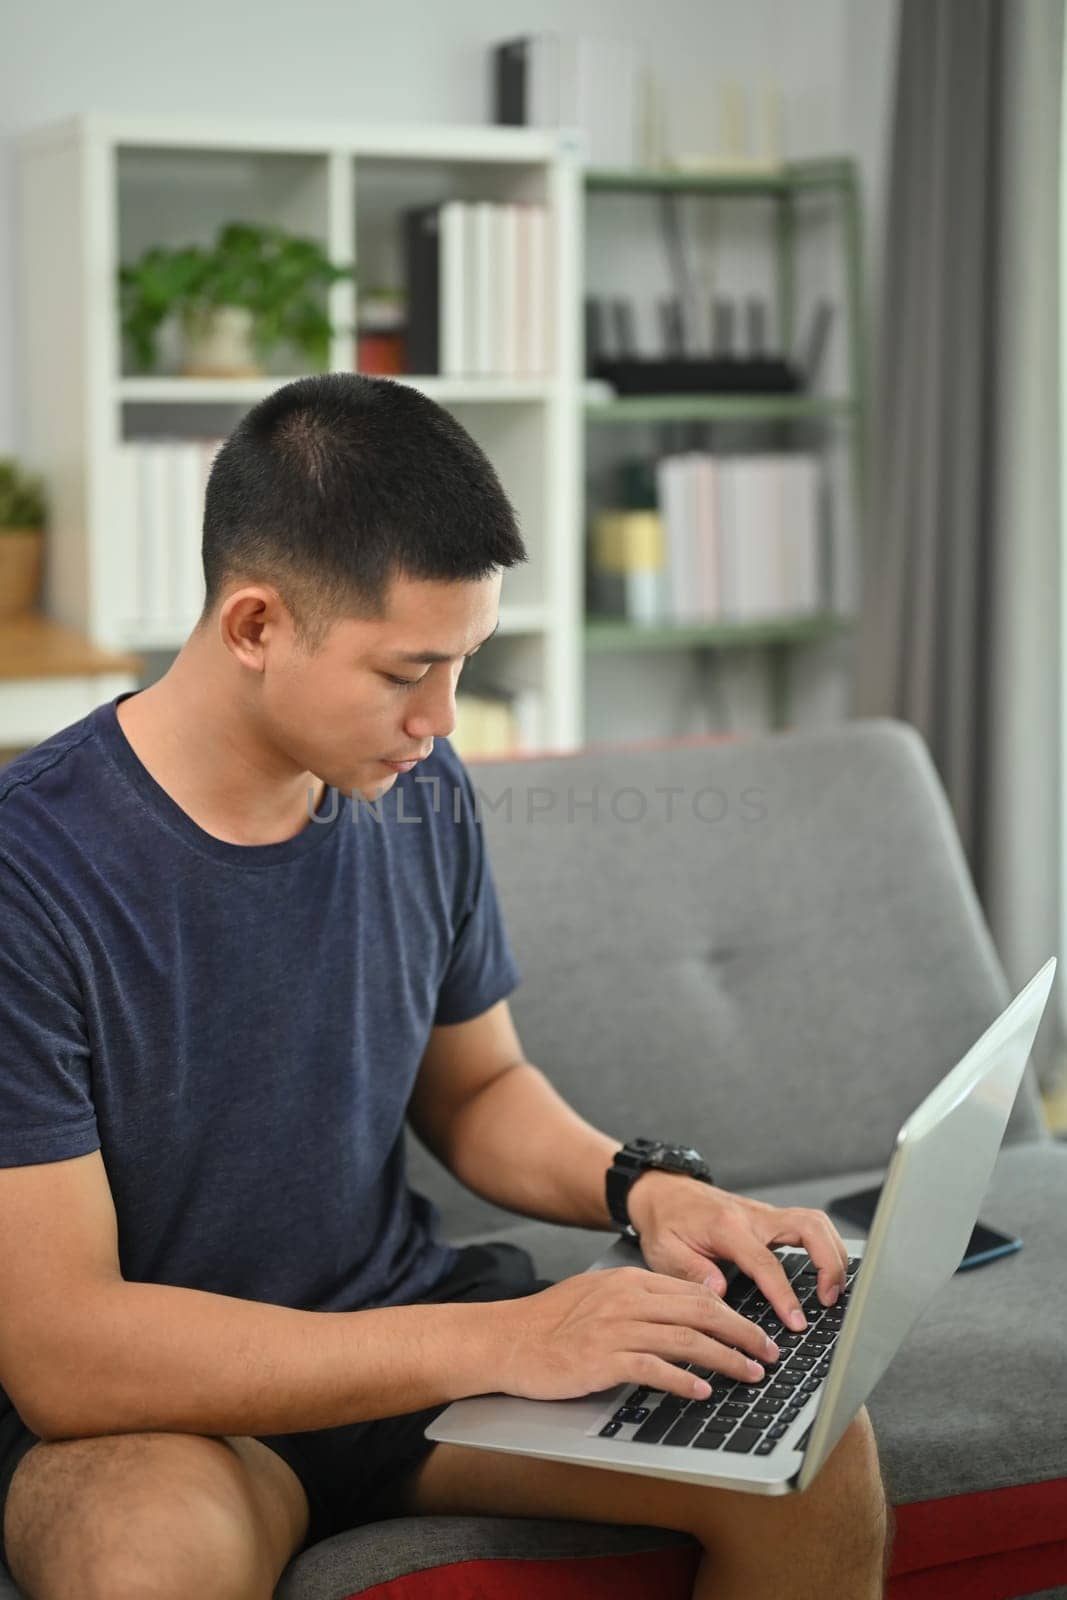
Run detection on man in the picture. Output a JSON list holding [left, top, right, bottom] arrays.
[[0, 374, 888, 1599]]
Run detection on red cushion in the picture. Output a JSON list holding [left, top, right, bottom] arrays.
[[338, 1481, 1067, 1600], [889, 1479, 1067, 1597], [346, 1545, 701, 1599]]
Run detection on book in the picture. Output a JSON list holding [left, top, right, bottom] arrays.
[[439, 201, 468, 378], [690, 455, 721, 619], [494, 38, 529, 124], [492, 205, 520, 377], [136, 441, 173, 633], [590, 510, 667, 625], [492, 33, 637, 167], [403, 205, 441, 374], [777, 455, 822, 616], [172, 443, 205, 627], [656, 455, 698, 623], [472, 201, 495, 377], [519, 205, 549, 377], [408, 199, 550, 381], [111, 444, 142, 634]]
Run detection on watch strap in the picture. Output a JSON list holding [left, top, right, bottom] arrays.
[[606, 1137, 714, 1241]]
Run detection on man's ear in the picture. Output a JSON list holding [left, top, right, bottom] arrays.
[[218, 586, 290, 671]]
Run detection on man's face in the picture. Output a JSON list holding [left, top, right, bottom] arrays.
[[258, 570, 503, 802]]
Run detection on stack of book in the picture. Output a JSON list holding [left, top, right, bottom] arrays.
[[111, 439, 222, 636], [493, 33, 638, 168], [451, 687, 543, 761], [404, 202, 553, 378], [589, 452, 824, 627]]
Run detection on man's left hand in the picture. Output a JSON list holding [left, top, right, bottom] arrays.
[[626, 1170, 849, 1332]]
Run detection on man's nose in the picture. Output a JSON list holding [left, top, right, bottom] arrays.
[[405, 678, 456, 741]]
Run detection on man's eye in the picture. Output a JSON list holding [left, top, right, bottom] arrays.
[[384, 674, 422, 690]]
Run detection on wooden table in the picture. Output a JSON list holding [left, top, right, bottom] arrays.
[[0, 613, 142, 754]]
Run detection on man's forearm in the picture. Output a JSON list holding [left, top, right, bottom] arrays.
[[442, 1061, 623, 1229], [31, 1279, 502, 1443]]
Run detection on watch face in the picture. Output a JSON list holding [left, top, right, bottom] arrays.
[[651, 1144, 705, 1173]]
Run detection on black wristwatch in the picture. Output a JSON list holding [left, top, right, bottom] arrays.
[[606, 1137, 716, 1241]]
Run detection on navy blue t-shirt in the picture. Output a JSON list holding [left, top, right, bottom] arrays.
[[0, 692, 520, 1419]]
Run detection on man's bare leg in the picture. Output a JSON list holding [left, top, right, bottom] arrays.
[[394, 1407, 890, 1600], [3, 1432, 309, 1600]]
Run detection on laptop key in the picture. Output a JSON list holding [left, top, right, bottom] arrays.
[[599, 1419, 622, 1437], [755, 1439, 778, 1454], [693, 1428, 730, 1449], [632, 1409, 676, 1444], [663, 1411, 707, 1447], [723, 1426, 763, 1454], [614, 1406, 651, 1424], [758, 1395, 793, 1420]]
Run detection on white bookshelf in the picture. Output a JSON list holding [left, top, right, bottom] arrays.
[[17, 114, 585, 751]]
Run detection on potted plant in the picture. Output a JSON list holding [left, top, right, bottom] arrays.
[[0, 458, 47, 619], [119, 222, 355, 377]]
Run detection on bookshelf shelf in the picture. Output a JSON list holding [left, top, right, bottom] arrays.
[[585, 158, 857, 199], [20, 113, 584, 753], [585, 395, 856, 425], [582, 151, 866, 734], [584, 614, 853, 654]]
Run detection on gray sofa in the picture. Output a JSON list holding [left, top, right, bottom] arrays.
[[3, 719, 1065, 1597]]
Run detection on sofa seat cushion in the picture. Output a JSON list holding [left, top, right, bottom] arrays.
[[274, 1518, 700, 1600]]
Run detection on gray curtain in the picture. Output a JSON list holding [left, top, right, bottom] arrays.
[[856, 0, 1064, 1083]]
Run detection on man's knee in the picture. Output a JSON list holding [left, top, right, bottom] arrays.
[[4, 1434, 277, 1600], [803, 1409, 889, 1564], [69, 1538, 272, 1600]]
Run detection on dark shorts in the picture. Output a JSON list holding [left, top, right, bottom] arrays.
[[0, 1242, 553, 1571]]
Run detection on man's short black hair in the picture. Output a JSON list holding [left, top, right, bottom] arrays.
[[199, 372, 527, 650]]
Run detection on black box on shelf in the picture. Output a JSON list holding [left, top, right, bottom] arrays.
[[589, 357, 804, 396]]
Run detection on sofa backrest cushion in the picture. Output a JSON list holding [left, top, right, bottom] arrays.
[[403, 719, 1047, 1240]]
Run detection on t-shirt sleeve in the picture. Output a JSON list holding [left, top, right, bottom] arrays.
[[433, 751, 521, 1027], [0, 858, 100, 1167]]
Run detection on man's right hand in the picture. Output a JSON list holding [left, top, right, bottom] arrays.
[[488, 1266, 781, 1403]]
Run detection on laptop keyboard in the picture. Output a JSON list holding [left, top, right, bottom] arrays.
[[595, 1250, 861, 1457]]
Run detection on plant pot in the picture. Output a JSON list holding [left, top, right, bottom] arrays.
[[180, 306, 264, 378], [0, 529, 43, 619]]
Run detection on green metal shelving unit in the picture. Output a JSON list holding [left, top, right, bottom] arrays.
[[584, 614, 853, 654], [582, 157, 867, 731]]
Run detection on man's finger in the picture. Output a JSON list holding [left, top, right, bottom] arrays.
[[778, 1210, 849, 1304], [638, 1291, 781, 1365], [735, 1242, 807, 1330]]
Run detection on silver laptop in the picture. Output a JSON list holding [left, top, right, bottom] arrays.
[[427, 957, 1057, 1494]]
